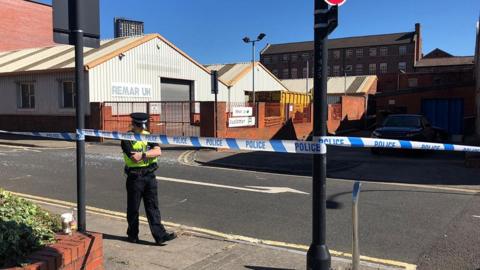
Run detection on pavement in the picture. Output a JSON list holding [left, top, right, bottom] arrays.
[[26, 195, 400, 270]]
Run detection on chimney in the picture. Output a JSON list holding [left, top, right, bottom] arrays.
[[415, 23, 422, 62]]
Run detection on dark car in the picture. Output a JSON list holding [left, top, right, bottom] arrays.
[[371, 114, 445, 153]]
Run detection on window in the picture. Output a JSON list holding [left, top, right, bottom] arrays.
[[408, 78, 418, 87], [380, 47, 388, 56], [380, 63, 388, 73], [61, 81, 76, 108], [282, 68, 289, 78], [346, 49, 353, 58], [302, 53, 310, 60], [399, 46, 407, 56], [291, 68, 298, 79], [356, 48, 364, 58], [272, 69, 279, 77], [17, 83, 35, 109], [398, 62, 407, 72], [282, 54, 289, 63], [369, 64, 377, 74], [327, 66, 331, 76], [272, 55, 278, 63], [333, 50, 341, 59], [263, 56, 271, 64], [333, 65, 340, 76], [303, 67, 308, 78], [345, 65, 353, 75], [369, 48, 377, 57], [355, 64, 363, 75], [291, 54, 298, 62]]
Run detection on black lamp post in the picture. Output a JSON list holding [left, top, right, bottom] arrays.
[[243, 33, 266, 106]]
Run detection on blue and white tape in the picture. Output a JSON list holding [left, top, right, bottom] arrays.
[[1, 129, 480, 154], [81, 129, 327, 154]]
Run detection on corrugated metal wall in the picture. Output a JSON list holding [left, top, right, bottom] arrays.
[[229, 65, 287, 102], [0, 71, 90, 115], [88, 38, 229, 103]]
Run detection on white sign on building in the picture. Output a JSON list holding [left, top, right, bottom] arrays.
[[112, 83, 152, 98], [232, 107, 253, 117], [228, 117, 256, 128]]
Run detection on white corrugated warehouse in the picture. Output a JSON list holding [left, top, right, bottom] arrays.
[[205, 62, 288, 105], [0, 34, 233, 117]]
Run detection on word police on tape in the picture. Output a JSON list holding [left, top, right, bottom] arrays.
[[1, 129, 480, 154]]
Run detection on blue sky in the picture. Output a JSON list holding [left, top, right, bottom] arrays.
[[41, 0, 479, 64]]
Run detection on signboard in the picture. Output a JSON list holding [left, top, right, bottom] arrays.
[[325, 0, 346, 6], [53, 0, 100, 48], [232, 107, 253, 117], [112, 83, 152, 98], [229, 117, 256, 128]]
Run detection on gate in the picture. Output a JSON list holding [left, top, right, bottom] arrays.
[[102, 101, 200, 136]]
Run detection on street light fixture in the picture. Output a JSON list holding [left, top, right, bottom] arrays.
[[243, 33, 266, 106]]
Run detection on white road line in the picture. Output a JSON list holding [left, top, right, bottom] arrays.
[[156, 176, 309, 195], [472, 215, 480, 219]]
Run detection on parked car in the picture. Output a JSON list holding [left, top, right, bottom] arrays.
[[371, 114, 446, 153]]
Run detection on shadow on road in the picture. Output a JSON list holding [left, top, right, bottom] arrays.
[[196, 146, 480, 186], [102, 233, 158, 246], [245, 266, 295, 270], [326, 189, 478, 211]]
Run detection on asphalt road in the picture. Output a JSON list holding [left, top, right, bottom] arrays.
[[0, 144, 479, 269]]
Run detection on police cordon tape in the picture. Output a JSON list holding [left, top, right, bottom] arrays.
[[1, 129, 480, 154]]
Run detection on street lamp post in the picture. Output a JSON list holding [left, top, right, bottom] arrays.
[[243, 33, 266, 106], [307, 1, 338, 270]]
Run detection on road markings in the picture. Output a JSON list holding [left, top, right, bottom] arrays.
[[156, 176, 309, 195], [472, 215, 480, 219], [9, 190, 416, 270]]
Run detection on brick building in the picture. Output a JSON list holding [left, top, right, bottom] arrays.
[[260, 23, 422, 80], [0, 0, 55, 52]]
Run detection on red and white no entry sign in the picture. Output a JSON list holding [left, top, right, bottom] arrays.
[[325, 0, 346, 6]]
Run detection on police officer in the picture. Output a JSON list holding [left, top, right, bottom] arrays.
[[121, 112, 176, 245]]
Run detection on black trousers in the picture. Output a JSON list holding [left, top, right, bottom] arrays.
[[126, 171, 166, 241]]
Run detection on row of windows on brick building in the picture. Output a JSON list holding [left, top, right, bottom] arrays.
[[263, 45, 409, 64], [16, 81, 76, 110], [272, 62, 407, 78]]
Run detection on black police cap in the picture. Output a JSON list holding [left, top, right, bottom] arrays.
[[130, 112, 149, 124]]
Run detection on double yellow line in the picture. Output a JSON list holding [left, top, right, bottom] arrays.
[[11, 190, 416, 270]]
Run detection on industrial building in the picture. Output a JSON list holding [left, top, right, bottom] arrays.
[[0, 34, 291, 135]]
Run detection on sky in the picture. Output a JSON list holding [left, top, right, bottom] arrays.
[[40, 0, 479, 64]]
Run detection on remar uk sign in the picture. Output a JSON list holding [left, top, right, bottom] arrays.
[[112, 83, 152, 98]]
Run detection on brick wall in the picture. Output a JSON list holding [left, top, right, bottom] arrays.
[[6, 232, 103, 270], [0, 0, 55, 52], [0, 104, 103, 132]]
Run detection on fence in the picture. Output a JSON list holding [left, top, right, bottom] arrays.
[[103, 101, 201, 136]]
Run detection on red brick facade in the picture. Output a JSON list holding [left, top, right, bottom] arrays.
[[0, 0, 55, 52], [6, 232, 103, 270]]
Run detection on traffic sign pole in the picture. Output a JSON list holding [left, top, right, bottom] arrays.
[[73, 0, 86, 233], [307, 0, 338, 269]]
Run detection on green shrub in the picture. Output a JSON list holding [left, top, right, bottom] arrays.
[[0, 189, 62, 267]]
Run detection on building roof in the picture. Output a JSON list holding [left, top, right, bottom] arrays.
[[281, 75, 377, 95], [261, 32, 415, 55], [205, 62, 288, 89], [423, 48, 453, 59], [415, 56, 474, 67], [0, 33, 229, 86]]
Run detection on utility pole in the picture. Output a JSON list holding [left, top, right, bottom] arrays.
[[307, 1, 338, 269], [73, 0, 86, 233], [53, 0, 99, 233]]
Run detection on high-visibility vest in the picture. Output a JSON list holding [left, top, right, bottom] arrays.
[[123, 130, 158, 168]]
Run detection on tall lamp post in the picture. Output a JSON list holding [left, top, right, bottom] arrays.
[[307, 1, 338, 270], [243, 33, 266, 106]]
